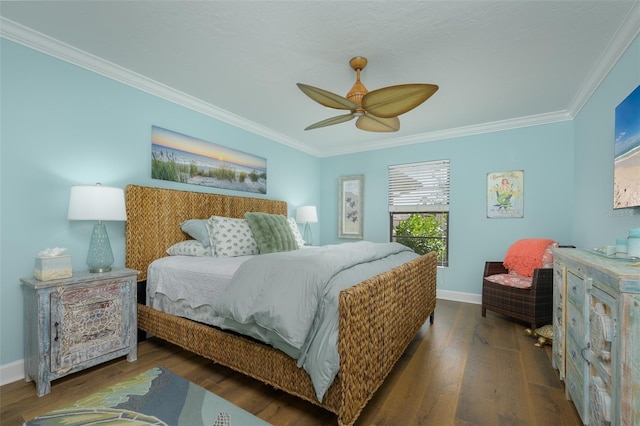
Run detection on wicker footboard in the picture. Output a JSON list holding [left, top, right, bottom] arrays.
[[137, 252, 437, 426], [336, 251, 437, 425]]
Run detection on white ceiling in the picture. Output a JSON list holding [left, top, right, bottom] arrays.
[[1, 1, 639, 157]]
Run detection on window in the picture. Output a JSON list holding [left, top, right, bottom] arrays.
[[388, 160, 450, 266]]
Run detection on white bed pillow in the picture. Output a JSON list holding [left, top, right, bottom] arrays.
[[166, 240, 212, 257], [287, 217, 305, 249], [207, 215, 259, 257]]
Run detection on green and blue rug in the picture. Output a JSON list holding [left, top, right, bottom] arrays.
[[24, 366, 271, 426]]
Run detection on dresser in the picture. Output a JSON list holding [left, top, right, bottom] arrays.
[[22, 268, 138, 396], [552, 248, 640, 425]]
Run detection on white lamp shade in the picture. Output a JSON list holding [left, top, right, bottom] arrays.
[[68, 185, 127, 221], [296, 205, 318, 223]]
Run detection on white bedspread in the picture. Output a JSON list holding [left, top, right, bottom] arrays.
[[147, 255, 254, 308]]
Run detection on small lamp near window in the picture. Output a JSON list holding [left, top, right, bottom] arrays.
[[68, 183, 127, 273], [296, 205, 318, 246]]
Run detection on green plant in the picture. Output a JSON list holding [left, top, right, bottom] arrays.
[[151, 151, 189, 183], [210, 164, 237, 182], [248, 170, 260, 182], [394, 214, 447, 262]]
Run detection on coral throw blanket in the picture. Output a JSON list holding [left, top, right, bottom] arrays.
[[503, 238, 555, 277]]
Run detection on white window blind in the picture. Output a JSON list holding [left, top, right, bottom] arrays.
[[388, 159, 450, 212]]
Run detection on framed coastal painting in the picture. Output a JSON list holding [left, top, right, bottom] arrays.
[[338, 175, 364, 239], [614, 84, 640, 209], [487, 170, 524, 218], [151, 125, 267, 194]]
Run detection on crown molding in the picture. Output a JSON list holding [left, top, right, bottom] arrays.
[[567, 1, 640, 115], [2, 9, 637, 159], [0, 17, 318, 156], [325, 2, 640, 158], [321, 109, 574, 157]]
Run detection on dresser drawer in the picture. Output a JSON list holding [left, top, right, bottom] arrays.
[[566, 301, 585, 345], [565, 356, 587, 423], [566, 333, 588, 381], [567, 271, 585, 311]]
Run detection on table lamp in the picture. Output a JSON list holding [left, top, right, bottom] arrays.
[[296, 205, 318, 246], [68, 183, 127, 272]]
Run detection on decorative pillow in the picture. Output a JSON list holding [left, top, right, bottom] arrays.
[[166, 240, 212, 256], [503, 238, 556, 277], [287, 217, 305, 249], [245, 212, 298, 254], [207, 216, 259, 257], [205, 219, 216, 252], [485, 273, 533, 289], [180, 219, 211, 247]]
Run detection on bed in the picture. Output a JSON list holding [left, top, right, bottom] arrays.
[[125, 184, 437, 426]]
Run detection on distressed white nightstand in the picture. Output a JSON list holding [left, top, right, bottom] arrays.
[[21, 268, 138, 396]]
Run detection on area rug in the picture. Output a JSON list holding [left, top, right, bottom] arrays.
[[24, 366, 271, 426]]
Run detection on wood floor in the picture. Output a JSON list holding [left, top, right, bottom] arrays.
[[1, 299, 581, 425]]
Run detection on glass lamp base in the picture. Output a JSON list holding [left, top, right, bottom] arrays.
[[86, 222, 115, 273], [89, 267, 112, 273], [303, 222, 313, 246]]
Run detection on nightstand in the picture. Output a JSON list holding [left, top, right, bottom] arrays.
[[21, 268, 138, 396]]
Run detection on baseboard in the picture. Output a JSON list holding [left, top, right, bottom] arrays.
[[1, 359, 25, 386], [437, 289, 481, 305], [1, 290, 481, 386]]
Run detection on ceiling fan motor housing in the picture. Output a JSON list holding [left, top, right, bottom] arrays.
[[297, 56, 438, 132], [347, 57, 369, 113]]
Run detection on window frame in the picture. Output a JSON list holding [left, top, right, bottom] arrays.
[[388, 159, 450, 267]]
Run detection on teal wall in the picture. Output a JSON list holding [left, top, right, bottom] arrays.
[[572, 35, 640, 247], [0, 39, 320, 367], [1, 33, 639, 372], [319, 122, 576, 294], [318, 34, 640, 296]]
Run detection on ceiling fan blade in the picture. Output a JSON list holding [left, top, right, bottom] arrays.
[[304, 113, 355, 130], [362, 84, 439, 118], [297, 83, 361, 110], [356, 114, 400, 132]]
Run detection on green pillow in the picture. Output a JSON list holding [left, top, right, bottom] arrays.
[[244, 212, 298, 254]]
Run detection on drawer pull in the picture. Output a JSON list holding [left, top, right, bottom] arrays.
[[581, 343, 590, 364], [54, 322, 59, 342]]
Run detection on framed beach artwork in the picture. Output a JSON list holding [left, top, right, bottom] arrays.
[[487, 170, 524, 218], [338, 175, 364, 239], [151, 125, 267, 194], [614, 84, 640, 209]]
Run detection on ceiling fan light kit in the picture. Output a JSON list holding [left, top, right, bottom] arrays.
[[297, 56, 438, 133]]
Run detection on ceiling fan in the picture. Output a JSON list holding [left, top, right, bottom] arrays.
[[297, 56, 438, 132]]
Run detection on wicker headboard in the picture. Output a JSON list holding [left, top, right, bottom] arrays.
[[125, 184, 288, 281]]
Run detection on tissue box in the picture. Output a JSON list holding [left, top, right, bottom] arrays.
[[34, 255, 72, 281]]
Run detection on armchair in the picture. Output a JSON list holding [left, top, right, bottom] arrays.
[[481, 239, 558, 329]]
